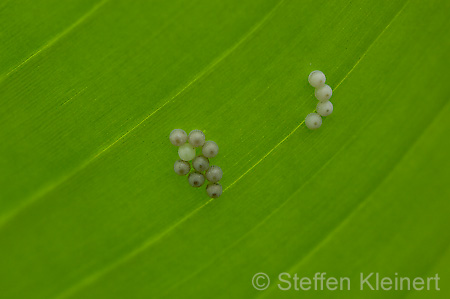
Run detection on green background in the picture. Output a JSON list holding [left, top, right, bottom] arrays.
[[1, 0, 449, 298]]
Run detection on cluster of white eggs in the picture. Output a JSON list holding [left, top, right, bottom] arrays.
[[170, 129, 223, 198], [305, 70, 334, 130]]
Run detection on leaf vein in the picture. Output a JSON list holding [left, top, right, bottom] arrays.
[[226, 0, 410, 192], [259, 100, 450, 298], [0, 0, 286, 229], [50, 2, 411, 296], [0, 0, 109, 84]]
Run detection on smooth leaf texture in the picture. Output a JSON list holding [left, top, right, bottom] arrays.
[[1, 0, 449, 298]]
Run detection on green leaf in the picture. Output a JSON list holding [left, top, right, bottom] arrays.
[[1, 0, 449, 298]]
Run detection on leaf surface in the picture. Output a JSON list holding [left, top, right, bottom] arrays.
[[0, 0, 449, 298]]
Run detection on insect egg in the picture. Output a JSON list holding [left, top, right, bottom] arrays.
[[202, 141, 219, 158], [192, 156, 209, 172], [314, 84, 333, 102], [308, 70, 326, 88], [188, 172, 205, 187], [205, 165, 223, 183], [305, 113, 322, 130], [178, 143, 196, 161], [316, 101, 333, 117], [169, 129, 187, 146], [206, 183, 222, 198], [188, 130, 206, 147], [174, 160, 190, 176]]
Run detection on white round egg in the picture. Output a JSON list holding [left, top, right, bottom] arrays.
[[308, 70, 326, 88], [178, 143, 196, 161], [316, 101, 333, 117], [305, 113, 322, 130], [314, 84, 332, 102]]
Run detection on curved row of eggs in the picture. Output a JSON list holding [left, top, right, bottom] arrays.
[[306, 70, 334, 130]]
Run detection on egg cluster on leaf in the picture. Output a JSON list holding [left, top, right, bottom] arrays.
[[170, 129, 223, 198]]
